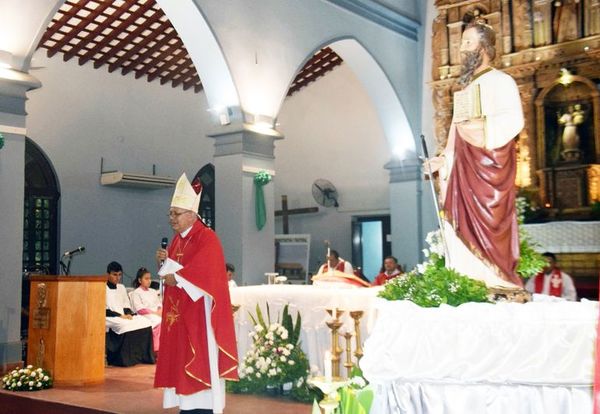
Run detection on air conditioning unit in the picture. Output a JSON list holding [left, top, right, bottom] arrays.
[[100, 171, 176, 189]]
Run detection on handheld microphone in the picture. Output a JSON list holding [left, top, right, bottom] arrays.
[[160, 237, 168, 265], [64, 246, 85, 257]]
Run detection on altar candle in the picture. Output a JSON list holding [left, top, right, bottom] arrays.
[[324, 350, 332, 382]]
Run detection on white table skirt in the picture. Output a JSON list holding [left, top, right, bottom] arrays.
[[361, 299, 598, 414], [230, 285, 382, 374]]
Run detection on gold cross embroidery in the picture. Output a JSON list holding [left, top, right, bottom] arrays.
[[166, 298, 180, 331]]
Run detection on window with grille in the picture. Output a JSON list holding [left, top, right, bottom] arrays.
[[23, 138, 60, 275]]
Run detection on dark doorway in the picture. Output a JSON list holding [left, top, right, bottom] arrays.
[[351, 215, 391, 281], [193, 163, 215, 230]]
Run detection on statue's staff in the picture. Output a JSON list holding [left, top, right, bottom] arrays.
[[419, 134, 449, 259]]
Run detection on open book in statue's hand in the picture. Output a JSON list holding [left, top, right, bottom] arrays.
[[453, 84, 482, 123]]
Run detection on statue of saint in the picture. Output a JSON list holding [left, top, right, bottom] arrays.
[[553, 0, 582, 42], [557, 104, 585, 161]]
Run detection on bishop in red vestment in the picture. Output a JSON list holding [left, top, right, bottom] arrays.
[[155, 173, 238, 414]]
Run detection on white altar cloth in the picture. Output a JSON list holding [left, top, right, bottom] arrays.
[[230, 285, 381, 374], [361, 299, 598, 414]]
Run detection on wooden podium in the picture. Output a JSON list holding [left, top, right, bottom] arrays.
[[27, 275, 106, 386]]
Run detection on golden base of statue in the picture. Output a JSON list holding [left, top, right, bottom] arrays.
[[487, 286, 531, 304]]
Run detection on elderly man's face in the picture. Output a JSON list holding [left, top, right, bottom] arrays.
[[168, 208, 196, 233], [458, 27, 485, 85]]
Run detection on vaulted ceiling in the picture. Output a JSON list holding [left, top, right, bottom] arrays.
[[38, 0, 343, 95]]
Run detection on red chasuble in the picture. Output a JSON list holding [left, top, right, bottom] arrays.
[[154, 220, 238, 395], [443, 131, 522, 287]]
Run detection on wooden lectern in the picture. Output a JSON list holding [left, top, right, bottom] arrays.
[[27, 275, 106, 386]]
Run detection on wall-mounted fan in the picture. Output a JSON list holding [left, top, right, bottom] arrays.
[[312, 178, 339, 208]]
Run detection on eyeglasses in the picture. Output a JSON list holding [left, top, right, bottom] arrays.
[[167, 210, 191, 218]]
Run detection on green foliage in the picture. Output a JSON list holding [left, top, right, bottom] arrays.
[[516, 235, 546, 279], [378, 257, 489, 307], [516, 196, 546, 279]]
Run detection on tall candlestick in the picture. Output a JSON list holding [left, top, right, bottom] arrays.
[[343, 331, 354, 378]]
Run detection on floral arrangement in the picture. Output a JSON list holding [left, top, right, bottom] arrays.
[[378, 229, 489, 307], [228, 303, 315, 402], [516, 197, 546, 279], [2, 365, 52, 391]]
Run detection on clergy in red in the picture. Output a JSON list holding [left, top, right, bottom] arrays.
[[154, 173, 238, 413]]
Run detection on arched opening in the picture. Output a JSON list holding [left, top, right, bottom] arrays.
[[193, 163, 215, 230], [23, 138, 60, 274], [22, 137, 60, 354]]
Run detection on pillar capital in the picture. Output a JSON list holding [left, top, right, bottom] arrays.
[[384, 156, 421, 183], [0, 68, 41, 116], [208, 124, 283, 159]]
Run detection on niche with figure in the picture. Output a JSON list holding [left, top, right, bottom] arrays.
[[535, 72, 600, 211]]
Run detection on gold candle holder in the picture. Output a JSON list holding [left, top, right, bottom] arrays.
[[326, 308, 344, 378], [349, 310, 364, 360], [342, 331, 353, 378]]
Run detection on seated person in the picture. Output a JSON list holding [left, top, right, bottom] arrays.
[[226, 262, 238, 288], [105, 261, 155, 366], [130, 267, 162, 353], [313, 250, 370, 287], [316, 250, 354, 275], [373, 256, 404, 286], [525, 252, 577, 301]]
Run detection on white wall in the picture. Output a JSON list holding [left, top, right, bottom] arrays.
[[276, 63, 390, 274], [26, 51, 214, 285]]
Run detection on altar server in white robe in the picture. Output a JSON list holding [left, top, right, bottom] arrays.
[[105, 261, 155, 366], [130, 267, 162, 352]]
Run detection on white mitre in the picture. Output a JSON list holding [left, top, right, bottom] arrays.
[[170, 173, 201, 212]]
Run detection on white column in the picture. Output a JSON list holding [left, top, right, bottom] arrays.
[[385, 157, 437, 272], [0, 69, 41, 369], [209, 125, 282, 286]]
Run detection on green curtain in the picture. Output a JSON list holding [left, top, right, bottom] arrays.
[[254, 170, 272, 230]]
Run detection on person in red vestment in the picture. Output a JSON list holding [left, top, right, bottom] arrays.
[[373, 256, 404, 286], [154, 173, 238, 414], [525, 252, 577, 300]]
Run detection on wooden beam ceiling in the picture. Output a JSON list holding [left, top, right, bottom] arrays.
[[38, 0, 342, 97]]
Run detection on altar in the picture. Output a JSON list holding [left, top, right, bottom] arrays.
[[360, 298, 598, 414], [230, 285, 382, 373]]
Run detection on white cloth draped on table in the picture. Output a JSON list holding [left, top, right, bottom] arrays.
[[229, 285, 382, 374], [361, 299, 597, 414]]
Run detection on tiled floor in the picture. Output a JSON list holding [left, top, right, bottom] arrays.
[[0, 364, 311, 414]]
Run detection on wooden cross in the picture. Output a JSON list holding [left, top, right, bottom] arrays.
[[274, 195, 318, 234]]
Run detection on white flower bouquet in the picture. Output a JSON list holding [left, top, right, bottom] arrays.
[[227, 303, 312, 401], [2, 365, 52, 391]]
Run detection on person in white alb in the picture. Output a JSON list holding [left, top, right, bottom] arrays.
[[130, 267, 162, 352]]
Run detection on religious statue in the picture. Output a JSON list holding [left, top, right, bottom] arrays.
[[584, 0, 600, 36], [533, 0, 553, 46], [427, 20, 525, 291], [553, 0, 582, 43], [557, 104, 586, 161]]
